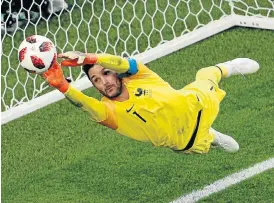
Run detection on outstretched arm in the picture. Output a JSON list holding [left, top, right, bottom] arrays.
[[94, 54, 136, 74], [58, 52, 149, 77], [42, 62, 118, 129]]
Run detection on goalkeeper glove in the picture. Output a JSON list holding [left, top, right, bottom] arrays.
[[42, 62, 69, 93], [58, 51, 98, 67]]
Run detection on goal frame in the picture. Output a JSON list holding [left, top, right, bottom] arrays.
[[1, 14, 274, 125]]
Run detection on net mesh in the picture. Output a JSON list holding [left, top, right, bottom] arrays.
[[1, 0, 273, 111]]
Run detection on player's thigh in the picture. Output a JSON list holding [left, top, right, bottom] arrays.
[[183, 79, 217, 95], [182, 79, 226, 105], [187, 106, 218, 154]]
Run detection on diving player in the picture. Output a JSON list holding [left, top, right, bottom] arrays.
[[42, 52, 259, 153]]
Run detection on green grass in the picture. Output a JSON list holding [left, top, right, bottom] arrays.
[[200, 169, 274, 203], [2, 28, 274, 203], [2, 0, 274, 202]]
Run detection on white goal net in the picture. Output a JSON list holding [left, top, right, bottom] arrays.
[[1, 0, 274, 124]]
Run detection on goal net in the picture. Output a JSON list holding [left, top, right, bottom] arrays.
[[1, 0, 274, 124]]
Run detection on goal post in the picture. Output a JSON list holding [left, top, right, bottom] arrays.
[[1, 0, 274, 125]]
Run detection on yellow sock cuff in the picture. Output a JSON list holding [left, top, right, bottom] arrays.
[[216, 64, 229, 78]]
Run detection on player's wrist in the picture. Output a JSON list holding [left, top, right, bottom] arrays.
[[58, 80, 70, 93], [83, 53, 98, 65]]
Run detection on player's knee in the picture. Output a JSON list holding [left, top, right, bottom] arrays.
[[196, 66, 221, 83], [196, 67, 211, 80]]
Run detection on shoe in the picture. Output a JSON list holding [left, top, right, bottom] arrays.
[[1, 12, 27, 35], [1, 12, 17, 34], [217, 58, 260, 77], [1, 11, 39, 35], [210, 128, 239, 153]]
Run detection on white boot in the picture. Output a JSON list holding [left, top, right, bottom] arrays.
[[217, 58, 260, 77], [210, 128, 239, 153]]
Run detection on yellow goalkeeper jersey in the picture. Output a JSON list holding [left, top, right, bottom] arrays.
[[101, 63, 203, 150], [64, 55, 203, 150]]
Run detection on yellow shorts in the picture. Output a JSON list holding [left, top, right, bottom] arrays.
[[182, 79, 226, 154]]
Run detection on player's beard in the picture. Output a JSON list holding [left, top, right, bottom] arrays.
[[101, 78, 123, 99]]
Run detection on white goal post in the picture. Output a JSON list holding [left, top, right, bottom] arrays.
[[1, 0, 274, 125]]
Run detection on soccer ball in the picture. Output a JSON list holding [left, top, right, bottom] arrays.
[[18, 35, 57, 74]]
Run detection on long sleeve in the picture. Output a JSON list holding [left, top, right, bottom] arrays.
[[96, 54, 138, 76], [64, 85, 108, 122]]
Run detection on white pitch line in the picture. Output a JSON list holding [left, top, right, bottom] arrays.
[[171, 158, 274, 203]]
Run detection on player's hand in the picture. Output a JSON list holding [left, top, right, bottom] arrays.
[[58, 51, 97, 67], [42, 62, 69, 93]]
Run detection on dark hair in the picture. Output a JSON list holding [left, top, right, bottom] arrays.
[[82, 64, 95, 80]]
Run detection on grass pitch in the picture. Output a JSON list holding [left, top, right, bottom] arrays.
[[2, 28, 274, 203]]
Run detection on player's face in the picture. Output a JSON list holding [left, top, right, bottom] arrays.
[[88, 65, 122, 98]]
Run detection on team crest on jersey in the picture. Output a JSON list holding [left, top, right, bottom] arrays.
[[133, 88, 152, 97]]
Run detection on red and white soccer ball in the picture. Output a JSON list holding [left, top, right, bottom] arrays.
[[18, 35, 57, 74]]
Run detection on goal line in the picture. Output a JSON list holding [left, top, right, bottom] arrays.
[[171, 157, 274, 203]]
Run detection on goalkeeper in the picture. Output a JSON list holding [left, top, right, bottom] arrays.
[[43, 52, 259, 154]]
